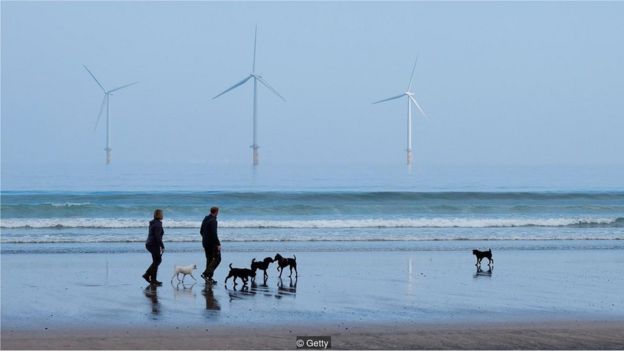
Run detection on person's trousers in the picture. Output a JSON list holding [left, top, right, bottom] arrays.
[[145, 244, 162, 280], [203, 245, 221, 279]]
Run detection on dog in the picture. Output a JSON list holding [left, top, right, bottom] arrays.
[[171, 264, 198, 283], [274, 253, 297, 278], [250, 257, 274, 282], [224, 263, 256, 286], [472, 249, 494, 267]]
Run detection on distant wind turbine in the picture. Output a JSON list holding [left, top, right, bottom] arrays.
[[373, 59, 428, 166], [83, 65, 137, 165], [213, 26, 286, 167]]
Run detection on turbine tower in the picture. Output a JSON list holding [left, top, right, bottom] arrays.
[[373, 59, 428, 166], [213, 26, 286, 167], [83, 65, 137, 165]]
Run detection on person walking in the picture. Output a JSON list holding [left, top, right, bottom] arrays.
[[200, 207, 221, 285], [143, 209, 165, 286]]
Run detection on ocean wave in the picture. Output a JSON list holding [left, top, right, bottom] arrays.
[[2, 234, 622, 244], [1, 217, 622, 229], [47, 202, 92, 207]]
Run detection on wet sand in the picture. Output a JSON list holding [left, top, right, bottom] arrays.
[[3, 321, 624, 349], [2, 245, 624, 349]]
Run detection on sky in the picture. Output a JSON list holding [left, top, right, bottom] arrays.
[[1, 1, 624, 189]]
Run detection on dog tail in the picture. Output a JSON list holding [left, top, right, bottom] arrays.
[[294, 254, 296, 261], [229, 263, 232, 269], [252, 258, 256, 264]]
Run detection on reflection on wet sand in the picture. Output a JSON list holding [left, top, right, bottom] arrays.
[[172, 281, 196, 302], [474, 266, 493, 278], [202, 285, 221, 311], [143, 285, 160, 315], [226, 284, 256, 302], [276, 277, 297, 298], [250, 277, 273, 297]]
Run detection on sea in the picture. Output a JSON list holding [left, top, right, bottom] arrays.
[[2, 163, 623, 255]]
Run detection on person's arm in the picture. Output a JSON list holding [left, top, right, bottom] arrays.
[[200, 217, 207, 238], [156, 222, 165, 251], [209, 219, 220, 247]]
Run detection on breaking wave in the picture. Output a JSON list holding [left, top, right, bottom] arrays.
[[2, 217, 623, 229]]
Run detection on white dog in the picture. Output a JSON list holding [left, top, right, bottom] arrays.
[[171, 264, 198, 282]]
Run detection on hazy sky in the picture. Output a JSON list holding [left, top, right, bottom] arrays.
[[2, 1, 624, 170]]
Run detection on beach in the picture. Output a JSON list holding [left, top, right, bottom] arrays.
[[2, 244, 624, 349], [2, 190, 624, 349]]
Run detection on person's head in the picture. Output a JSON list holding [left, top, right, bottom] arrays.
[[153, 209, 164, 220], [210, 207, 219, 216]]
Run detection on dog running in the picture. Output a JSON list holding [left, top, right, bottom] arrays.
[[472, 249, 494, 267], [250, 257, 274, 282], [274, 253, 297, 278], [224, 263, 256, 286], [171, 264, 198, 283]]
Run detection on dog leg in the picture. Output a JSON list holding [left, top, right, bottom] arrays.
[[189, 273, 196, 281]]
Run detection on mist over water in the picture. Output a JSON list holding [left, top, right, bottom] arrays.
[[2, 162, 623, 192]]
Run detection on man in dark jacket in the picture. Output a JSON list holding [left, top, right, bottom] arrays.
[[143, 209, 165, 286], [200, 207, 221, 284]]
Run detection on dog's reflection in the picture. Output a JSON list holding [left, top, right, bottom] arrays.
[[172, 281, 196, 301], [276, 277, 297, 298], [249, 276, 275, 298], [225, 283, 256, 302], [473, 266, 493, 278], [143, 285, 160, 315], [201, 285, 221, 311]]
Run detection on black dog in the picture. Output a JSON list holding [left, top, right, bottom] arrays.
[[472, 249, 494, 266], [250, 257, 274, 282], [224, 263, 256, 286], [274, 253, 297, 278]]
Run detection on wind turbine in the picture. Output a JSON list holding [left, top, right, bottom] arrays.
[[373, 59, 428, 167], [83, 65, 137, 165], [213, 26, 286, 167]]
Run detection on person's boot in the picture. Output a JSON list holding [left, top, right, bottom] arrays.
[[151, 272, 163, 286], [142, 273, 151, 283]]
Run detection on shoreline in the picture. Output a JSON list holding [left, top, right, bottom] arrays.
[[3, 320, 624, 349], [2, 248, 623, 349]]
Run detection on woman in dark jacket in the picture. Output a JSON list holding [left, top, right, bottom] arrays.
[[143, 209, 165, 286]]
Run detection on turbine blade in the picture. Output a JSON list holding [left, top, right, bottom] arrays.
[[94, 95, 107, 131], [253, 25, 258, 73], [409, 95, 428, 118], [407, 57, 419, 91], [83, 65, 106, 92], [372, 94, 404, 104], [213, 75, 253, 99], [108, 81, 138, 93], [256, 76, 286, 102]]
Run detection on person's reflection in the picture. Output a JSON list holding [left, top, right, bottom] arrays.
[[202, 285, 221, 311], [473, 266, 493, 278], [144, 284, 160, 315]]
